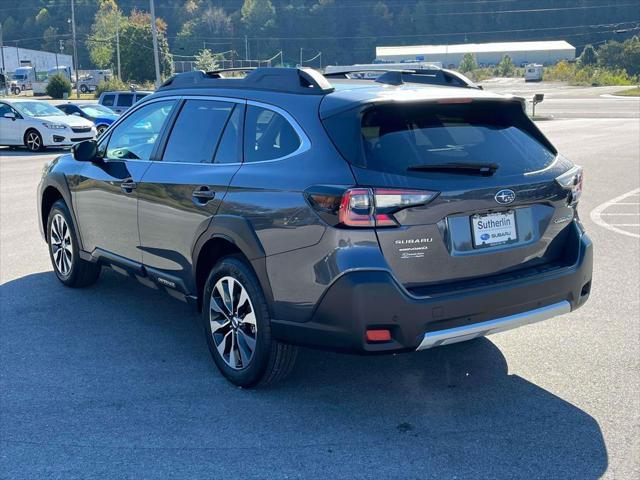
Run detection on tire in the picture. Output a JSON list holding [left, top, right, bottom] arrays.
[[80, 84, 88, 93], [24, 129, 44, 152], [96, 124, 108, 136], [202, 255, 297, 388], [12, 87, 20, 95], [47, 200, 101, 288]]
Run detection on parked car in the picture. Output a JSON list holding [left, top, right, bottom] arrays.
[[97, 90, 152, 114], [57, 103, 119, 136], [78, 70, 112, 94], [0, 99, 96, 151], [37, 68, 592, 387]]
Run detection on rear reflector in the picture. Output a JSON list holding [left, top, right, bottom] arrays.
[[366, 329, 392, 342]]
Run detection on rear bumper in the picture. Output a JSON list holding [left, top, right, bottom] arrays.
[[271, 226, 592, 354]]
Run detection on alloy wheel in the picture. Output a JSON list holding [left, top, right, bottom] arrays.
[[97, 125, 107, 136], [26, 132, 41, 151], [209, 276, 258, 370], [50, 213, 73, 276]]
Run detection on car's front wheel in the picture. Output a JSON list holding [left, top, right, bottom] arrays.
[[47, 200, 101, 287], [24, 129, 44, 152], [202, 255, 297, 388], [96, 124, 108, 136]]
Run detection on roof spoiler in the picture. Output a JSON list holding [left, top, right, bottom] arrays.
[[159, 67, 335, 95], [324, 67, 481, 89]]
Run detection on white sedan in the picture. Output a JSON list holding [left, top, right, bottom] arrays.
[[0, 99, 97, 151]]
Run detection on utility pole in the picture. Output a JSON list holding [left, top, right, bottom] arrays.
[[70, 0, 79, 98], [149, 0, 161, 88], [115, 13, 121, 80], [299, 47, 303, 67], [0, 23, 5, 75], [245, 35, 249, 60]]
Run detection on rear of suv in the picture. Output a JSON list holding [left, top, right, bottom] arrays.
[[38, 68, 592, 387]]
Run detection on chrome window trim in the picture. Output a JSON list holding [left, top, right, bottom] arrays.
[[99, 95, 310, 166]]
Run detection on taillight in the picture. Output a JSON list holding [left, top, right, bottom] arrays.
[[306, 186, 438, 228], [556, 165, 583, 206]]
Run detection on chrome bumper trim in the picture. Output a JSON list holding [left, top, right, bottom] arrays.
[[416, 301, 571, 350]]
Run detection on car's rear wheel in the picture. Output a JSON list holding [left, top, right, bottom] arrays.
[[47, 200, 101, 287], [80, 84, 88, 93], [24, 129, 43, 152], [202, 255, 297, 388]]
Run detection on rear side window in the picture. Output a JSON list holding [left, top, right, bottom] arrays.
[[214, 106, 243, 164], [117, 94, 134, 107], [244, 105, 301, 162], [102, 94, 115, 107], [324, 101, 557, 176], [135, 93, 148, 102], [162, 100, 234, 164]]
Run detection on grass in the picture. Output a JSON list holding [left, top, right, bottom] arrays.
[[614, 87, 640, 96]]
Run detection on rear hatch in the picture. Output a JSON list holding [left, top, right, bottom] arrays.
[[322, 97, 579, 291]]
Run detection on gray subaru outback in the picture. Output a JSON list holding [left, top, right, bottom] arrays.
[[37, 68, 592, 387]]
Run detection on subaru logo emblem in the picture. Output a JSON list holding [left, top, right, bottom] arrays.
[[495, 189, 516, 205], [481, 233, 491, 241]]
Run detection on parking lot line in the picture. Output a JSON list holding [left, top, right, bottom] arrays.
[[590, 188, 640, 239]]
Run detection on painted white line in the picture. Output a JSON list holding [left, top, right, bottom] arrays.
[[610, 224, 640, 227], [590, 188, 640, 239], [600, 213, 640, 216], [611, 202, 640, 205]]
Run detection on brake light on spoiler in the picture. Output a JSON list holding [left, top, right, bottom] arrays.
[[306, 187, 438, 228]]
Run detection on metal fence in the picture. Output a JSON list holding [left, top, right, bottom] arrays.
[[173, 59, 273, 73]]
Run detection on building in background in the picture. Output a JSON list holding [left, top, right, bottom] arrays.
[[1, 46, 73, 76], [376, 41, 575, 68]]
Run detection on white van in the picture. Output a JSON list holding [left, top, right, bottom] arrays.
[[524, 64, 543, 82]]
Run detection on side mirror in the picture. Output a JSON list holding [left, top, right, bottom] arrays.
[[533, 93, 544, 104], [72, 140, 100, 163], [3, 112, 16, 120]]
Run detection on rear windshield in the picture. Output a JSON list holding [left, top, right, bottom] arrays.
[[323, 101, 556, 176]]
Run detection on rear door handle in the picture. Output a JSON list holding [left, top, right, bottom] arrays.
[[192, 186, 216, 205], [121, 179, 137, 193]]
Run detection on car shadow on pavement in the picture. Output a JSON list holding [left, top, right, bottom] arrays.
[[0, 269, 608, 479], [0, 146, 69, 157]]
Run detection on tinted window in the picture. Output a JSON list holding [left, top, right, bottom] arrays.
[[244, 105, 301, 162], [117, 94, 134, 107], [162, 100, 234, 164], [135, 93, 149, 102], [0, 103, 13, 116], [214, 106, 242, 164], [102, 94, 115, 107], [106, 100, 176, 160], [324, 102, 556, 176]]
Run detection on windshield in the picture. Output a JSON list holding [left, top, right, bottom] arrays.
[[80, 104, 116, 116], [323, 101, 557, 177], [13, 102, 66, 117]]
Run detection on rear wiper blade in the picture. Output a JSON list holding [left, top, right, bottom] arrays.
[[407, 162, 499, 176]]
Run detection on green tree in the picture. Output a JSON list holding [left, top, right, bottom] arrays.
[[45, 73, 72, 99], [497, 54, 515, 77], [578, 45, 598, 67], [194, 49, 221, 71], [241, 0, 276, 33], [598, 41, 624, 70], [119, 11, 173, 83], [175, 6, 232, 56], [87, 0, 127, 70], [621, 36, 640, 76], [459, 53, 478, 73]]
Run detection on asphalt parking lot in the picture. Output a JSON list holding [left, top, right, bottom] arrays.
[[1, 91, 639, 479]]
